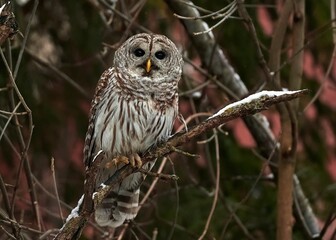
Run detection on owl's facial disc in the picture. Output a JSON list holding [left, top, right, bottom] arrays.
[[114, 33, 182, 81]]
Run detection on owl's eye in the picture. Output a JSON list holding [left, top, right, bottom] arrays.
[[133, 48, 145, 57], [155, 51, 166, 60]]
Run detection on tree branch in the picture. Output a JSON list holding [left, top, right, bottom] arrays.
[[54, 90, 308, 240]]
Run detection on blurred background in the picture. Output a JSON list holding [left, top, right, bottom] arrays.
[[0, 0, 335, 239]]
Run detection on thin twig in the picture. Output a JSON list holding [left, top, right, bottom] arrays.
[[0, 102, 21, 141], [140, 158, 169, 206], [116, 224, 128, 240], [194, 2, 237, 35], [51, 158, 65, 223], [0, 174, 21, 238], [138, 168, 179, 181], [167, 157, 179, 240], [0, 174, 11, 214], [32, 175, 72, 210], [235, 0, 272, 87], [38, 229, 60, 240], [0, 109, 28, 116], [198, 131, 220, 240], [0, 218, 43, 235], [174, 1, 236, 20], [13, 0, 38, 79], [293, 176, 320, 238], [91, 0, 150, 33], [175, 0, 213, 14], [304, 44, 336, 111], [222, 145, 276, 238], [0, 226, 16, 240]]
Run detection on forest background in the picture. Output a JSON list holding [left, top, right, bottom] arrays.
[[0, 0, 335, 239]]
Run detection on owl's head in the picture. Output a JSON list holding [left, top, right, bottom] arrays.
[[113, 33, 183, 82]]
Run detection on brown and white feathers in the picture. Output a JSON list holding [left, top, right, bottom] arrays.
[[83, 33, 183, 227]]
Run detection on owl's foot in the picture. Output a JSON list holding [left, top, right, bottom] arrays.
[[128, 153, 142, 168], [110, 156, 129, 166], [106, 156, 129, 169], [108, 154, 142, 168]]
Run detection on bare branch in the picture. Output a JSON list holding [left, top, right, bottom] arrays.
[[51, 158, 65, 224], [198, 131, 220, 240]]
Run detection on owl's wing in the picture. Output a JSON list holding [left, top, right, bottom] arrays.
[[83, 68, 113, 167]]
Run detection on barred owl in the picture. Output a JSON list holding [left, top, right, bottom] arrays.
[[83, 33, 183, 227]]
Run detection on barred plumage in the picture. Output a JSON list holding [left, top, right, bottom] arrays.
[[84, 33, 183, 227]]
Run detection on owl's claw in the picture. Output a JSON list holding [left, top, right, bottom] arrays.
[[106, 156, 129, 168], [129, 153, 142, 168], [107, 154, 142, 168]]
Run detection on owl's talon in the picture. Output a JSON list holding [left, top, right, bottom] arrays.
[[129, 153, 142, 168], [106, 154, 142, 169], [135, 154, 142, 168], [107, 156, 129, 168], [129, 155, 135, 167]]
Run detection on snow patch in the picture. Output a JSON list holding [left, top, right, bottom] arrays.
[[65, 194, 84, 222], [208, 90, 300, 119], [0, 2, 8, 15]]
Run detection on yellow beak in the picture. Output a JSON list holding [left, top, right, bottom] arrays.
[[145, 59, 151, 73]]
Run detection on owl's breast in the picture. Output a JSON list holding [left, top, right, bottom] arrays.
[[95, 95, 177, 158]]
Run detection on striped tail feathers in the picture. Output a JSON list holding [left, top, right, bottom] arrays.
[[95, 189, 140, 228], [116, 189, 140, 220], [94, 160, 157, 228]]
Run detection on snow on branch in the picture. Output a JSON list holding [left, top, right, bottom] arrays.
[[0, 3, 7, 15], [209, 90, 303, 119], [64, 195, 84, 224], [54, 89, 308, 240]]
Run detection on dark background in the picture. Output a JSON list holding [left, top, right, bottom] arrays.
[[0, 0, 335, 239]]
